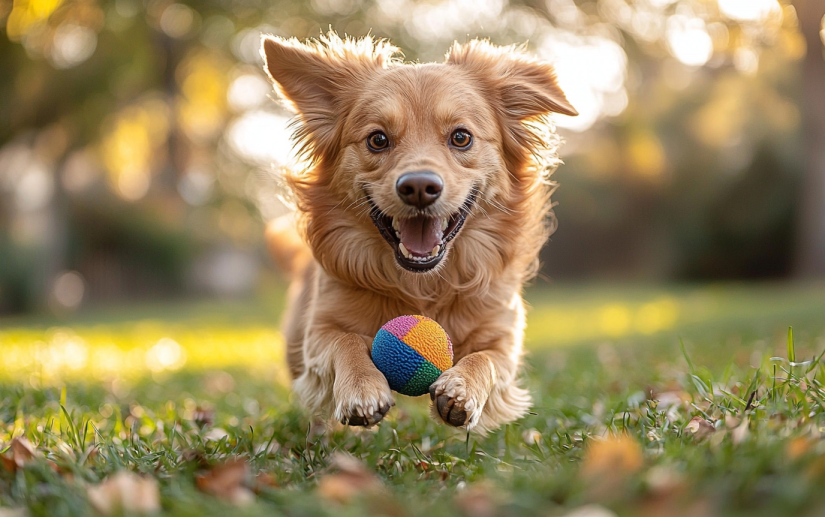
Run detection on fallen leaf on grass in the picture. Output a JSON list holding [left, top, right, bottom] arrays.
[[581, 434, 643, 501], [685, 417, 714, 439], [317, 452, 384, 504], [1, 437, 42, 472], [787, 437, 813, 460], [254, 471, 278, 493], [192, 406, 215, 427], [582, 434, 643, 479], [196, 457, 255, 506], [87, 471, 160, 515]]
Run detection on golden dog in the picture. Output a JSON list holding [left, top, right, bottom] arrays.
[[262, 32, 576, 433]]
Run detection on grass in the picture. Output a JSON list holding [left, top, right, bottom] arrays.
[[1, 282, 825, 516]]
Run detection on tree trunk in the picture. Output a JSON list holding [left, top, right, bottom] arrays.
[[794, 0, 825, 277]]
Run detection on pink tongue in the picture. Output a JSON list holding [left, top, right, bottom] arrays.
[[398, 216, 443, 256]]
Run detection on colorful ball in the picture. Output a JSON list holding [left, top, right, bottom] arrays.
[[371, 315, 453, 396]]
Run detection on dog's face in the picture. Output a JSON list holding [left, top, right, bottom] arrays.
[[262, 34, 576, 273]]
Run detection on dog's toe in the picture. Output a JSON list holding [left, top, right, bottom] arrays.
[[341, 401, 393, 427], [343, 415, 369, 427], [436, 394, 468, 427]]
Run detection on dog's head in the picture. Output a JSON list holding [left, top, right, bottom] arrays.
[[262, 33, 576, 275]]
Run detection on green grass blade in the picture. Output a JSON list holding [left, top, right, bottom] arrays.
[[788, 326, 795, 363], [807, 346, 825, 374], [60, 405, 81, 450], [680, 337, 696, 374]]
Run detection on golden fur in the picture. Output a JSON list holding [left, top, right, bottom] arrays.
[[261, 32, 576, 433]]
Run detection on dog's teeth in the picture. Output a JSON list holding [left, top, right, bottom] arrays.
[[399, 243, 411, 258], [395, 231, 401, 239], [392, 217, 400, 231], [441, 218, 448, 232], [430, 245, 440, 257]]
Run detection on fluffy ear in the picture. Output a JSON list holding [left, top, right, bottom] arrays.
[[446, 40, 577, 119], [261, 33, 400, 159]]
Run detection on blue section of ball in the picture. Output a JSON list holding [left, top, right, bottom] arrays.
[[371, 328, 426, 392]]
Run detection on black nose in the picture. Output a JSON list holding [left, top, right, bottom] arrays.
[[396, 171, 443, 209]]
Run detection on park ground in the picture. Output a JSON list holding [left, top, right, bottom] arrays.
[[1, 282, 825, 516]]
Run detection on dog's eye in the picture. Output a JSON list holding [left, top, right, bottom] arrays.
[[450, 130, 472, 149], [367, 132, 389, 151]]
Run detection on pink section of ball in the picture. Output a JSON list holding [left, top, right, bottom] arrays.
[[382, 315, 421, 341], [446, 334, 453, 356]]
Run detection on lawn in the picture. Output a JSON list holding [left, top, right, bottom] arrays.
[[1, 283, 825, 517]]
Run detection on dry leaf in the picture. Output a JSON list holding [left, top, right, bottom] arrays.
[[87, 471, 160, 515], [787, 437, 813, 460], [254, 471, 278, 493], [317, 452, 384, 504], [685, 416, 715, 439], [1, 437, 42, 472], [192, 406, 215, 427], [581, 435, 643, 501], [581, 434, 644, 479], [195, 457, 255, 506]]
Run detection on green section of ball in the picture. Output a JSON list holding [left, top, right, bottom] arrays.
[[399, 361, 442, 396]]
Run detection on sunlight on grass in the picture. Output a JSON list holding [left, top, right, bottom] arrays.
[[0, 324, 287, 386], [525, 284, 825, 346], [528, 297, 680, 344], [0, 285, 825, 516]]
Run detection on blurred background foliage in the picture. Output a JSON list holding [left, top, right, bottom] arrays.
[[1, 0, 824, 315]]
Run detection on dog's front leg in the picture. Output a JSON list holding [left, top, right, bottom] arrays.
[[428, 350, 498, 430], [428, 297, 532, 433], [294, 327, 394, 427], [429, 347, 532, 433]]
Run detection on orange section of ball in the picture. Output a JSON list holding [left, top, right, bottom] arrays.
[[403, 317, 453, 372]]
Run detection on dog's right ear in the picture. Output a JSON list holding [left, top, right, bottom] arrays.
[[261, 33, 399, 160]]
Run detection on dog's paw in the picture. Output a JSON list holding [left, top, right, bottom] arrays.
[[428, 370, 487, 430], [333, 370, 394, 427]]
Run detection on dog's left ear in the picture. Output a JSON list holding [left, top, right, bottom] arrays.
[[446, 40, 577, 119]]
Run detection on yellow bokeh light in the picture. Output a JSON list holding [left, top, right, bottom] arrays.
[[626, 131, 666, 179], [635, 298, 680, 335], [99, 98, 170, 201], [599, 304, 633, 337], [5, 0, 63, 41], [690, 75, 745, 147], [177, 51, 229, 143]]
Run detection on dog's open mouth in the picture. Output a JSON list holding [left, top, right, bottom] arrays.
[[369, 191, 477, 272]]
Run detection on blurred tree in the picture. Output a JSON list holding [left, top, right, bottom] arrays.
[[0, 0, 818, 313], [793, 0, 825, 277]]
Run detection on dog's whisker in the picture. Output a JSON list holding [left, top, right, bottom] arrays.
[[344, 195, 370, 212]]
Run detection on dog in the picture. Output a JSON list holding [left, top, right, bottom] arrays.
[[261, 32, 576, 433]]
